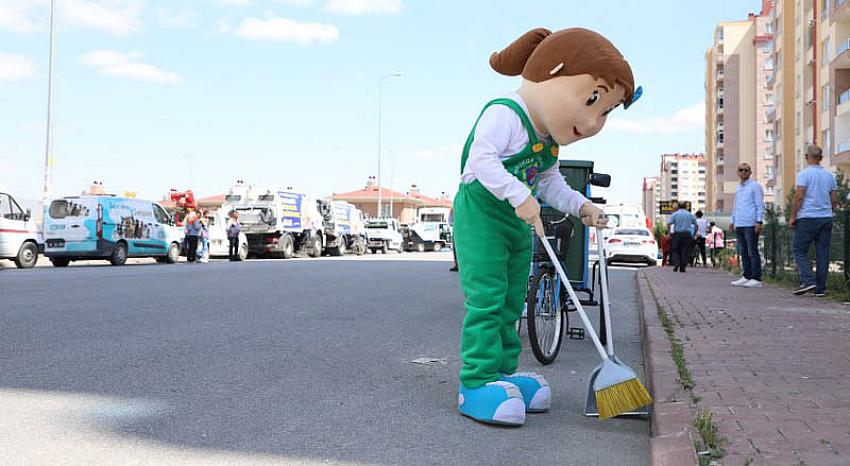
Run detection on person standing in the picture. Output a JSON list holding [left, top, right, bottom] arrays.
[[227, 210, 242, 261], [184, 210, 201, 263], [730, 163, 765, 288], [692, 211, 708, 267], [707, 221, 725, 268], [789, 145, 838, 297], [198, 209, 210, 263], [667, 201, 697, 273]]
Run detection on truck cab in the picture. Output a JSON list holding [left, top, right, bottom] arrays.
[[365, 217, 403, 254], [0, 191, 40, 269], [403, 207, 452, 252], [318, 200, 367, 256]]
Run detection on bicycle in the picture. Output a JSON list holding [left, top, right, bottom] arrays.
[[518, 169, 611, 365]]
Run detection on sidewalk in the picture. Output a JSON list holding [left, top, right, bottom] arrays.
[[641, 266, 850, 466]]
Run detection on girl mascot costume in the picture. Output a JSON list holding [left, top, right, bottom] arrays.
[[454, 27, 639, 426]]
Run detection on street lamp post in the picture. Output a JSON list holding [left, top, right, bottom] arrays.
[[42, 0, 56, 231], [377, 71, 403, 218]]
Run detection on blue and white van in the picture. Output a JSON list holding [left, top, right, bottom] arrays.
[[44, 195, 184, 267]]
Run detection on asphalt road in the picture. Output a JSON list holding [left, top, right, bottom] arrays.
[[0, 254, 650, 465]]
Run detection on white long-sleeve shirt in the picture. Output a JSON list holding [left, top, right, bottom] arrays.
[[461, 92, 588, 216]]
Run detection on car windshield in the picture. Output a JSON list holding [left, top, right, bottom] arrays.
[[421, 214, 444, 222], [614, 228, 650, 236], [235, 207, 272, 224]]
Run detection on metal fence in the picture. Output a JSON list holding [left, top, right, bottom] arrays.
[[759, 206, 850, 299]]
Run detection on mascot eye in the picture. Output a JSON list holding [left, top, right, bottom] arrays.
[[585, 90, 600, 106]]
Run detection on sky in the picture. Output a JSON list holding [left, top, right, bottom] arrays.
[[0, 0, 762, 208]]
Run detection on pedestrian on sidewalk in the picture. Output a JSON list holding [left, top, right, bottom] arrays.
[[661, 231, 671, 266], [198, 209, 210, 263], [666, 200, 697, 273], [184, 210, 201, 263], [707, 221, 725, 268], [789, 145, 837, 297], [730, 163, 765, 288], [226, 210, 242, 261], [692, 210, 708, 267]]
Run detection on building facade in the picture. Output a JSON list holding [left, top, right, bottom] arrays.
[[709, 0, 850, 216], [642, 176, 661, 223], [659, 154, 707, 213]]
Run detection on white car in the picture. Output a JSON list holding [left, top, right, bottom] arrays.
[[0, 191, 40, 269], [605, 227, 658, 266]]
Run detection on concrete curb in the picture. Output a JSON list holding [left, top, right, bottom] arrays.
[[636, 270, 699, 466]]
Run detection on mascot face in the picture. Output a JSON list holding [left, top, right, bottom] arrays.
[[527, 74, 626, 146]]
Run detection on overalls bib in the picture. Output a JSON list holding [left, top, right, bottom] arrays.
[[453, 98, 559, 388]]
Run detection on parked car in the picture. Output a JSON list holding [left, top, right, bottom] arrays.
[[44, 195, 184, 266], [0, 190, 40, 269], [605, 227, 658, 266]]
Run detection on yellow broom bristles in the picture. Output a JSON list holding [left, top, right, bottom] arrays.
[[595, 378, 653, 420]]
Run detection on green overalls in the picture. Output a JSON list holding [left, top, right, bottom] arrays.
[[454, 98, 559, 388]]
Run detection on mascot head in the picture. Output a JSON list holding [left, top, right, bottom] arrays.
[[491, 28, 641, 145]]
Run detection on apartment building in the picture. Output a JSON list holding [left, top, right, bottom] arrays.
[[659, 154, 707, 214], [705, 1, 777, 213], [642, 176, 661, 222]]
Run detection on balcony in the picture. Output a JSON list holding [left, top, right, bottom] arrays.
[[834, 38, 850, 69], [806, 86, 815, 104], [835, 140, 850, 166], [837, 0, 850, 23], [838, 89, 850, 115], [766, 70, 775, 87], [766, 105, 776, 122], [807, 46, 814, 65]]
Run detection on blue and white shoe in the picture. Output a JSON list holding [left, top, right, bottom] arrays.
[[458, 381, 525, 426], [500, 372, 551, 413]]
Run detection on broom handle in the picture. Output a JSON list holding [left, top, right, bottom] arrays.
[[596, 225, 615, 356], [533, 219, 610, 361]]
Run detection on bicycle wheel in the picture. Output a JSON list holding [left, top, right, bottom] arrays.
[[526, 268, 565, 365]]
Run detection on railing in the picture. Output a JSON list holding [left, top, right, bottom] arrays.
[[836, 38, 850, 60]]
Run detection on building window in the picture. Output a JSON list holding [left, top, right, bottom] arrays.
[[765, 128, 775, 141], [823, 38, 832, 63], [823, 129, 831, 156], [764, 150, 774, 160], [824, 84, 832, 106], [764, 56, 774, 70], [766, 186, 775, 196]]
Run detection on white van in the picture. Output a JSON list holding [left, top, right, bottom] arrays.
[[44, 195, 184, 267], [0, 191, 40, 269], [205, 209, 248, 260]]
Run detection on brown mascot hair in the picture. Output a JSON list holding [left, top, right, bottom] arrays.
[[490, 28, 635, 104]]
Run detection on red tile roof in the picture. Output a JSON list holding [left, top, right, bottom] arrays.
[[333, 187, 425, 204]]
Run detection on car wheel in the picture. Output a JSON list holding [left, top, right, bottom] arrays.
[[239, 243, 249, 261], [281, 234, 295, 259], [308, 235, 322, 258], [14, 241, 38, 269], [110, 242, 128, 266], [165, 242, 180, 264], [416, 242, 425, 253]]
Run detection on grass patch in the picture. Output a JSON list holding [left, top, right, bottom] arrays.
[[652, 288, 695, 391], [693, 408, 726, 465]]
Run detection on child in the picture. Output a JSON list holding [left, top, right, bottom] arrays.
[[454, 28, 639, 426]]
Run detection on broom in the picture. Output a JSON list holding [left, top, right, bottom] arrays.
[[533, 218, 652, 420]]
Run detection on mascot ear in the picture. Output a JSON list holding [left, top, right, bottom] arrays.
[[489, 28, 552, 76]]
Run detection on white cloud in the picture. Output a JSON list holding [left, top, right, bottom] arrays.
[[323, 0, 401, 15], [0, 53, 35, 80], [0, 0, 44, 33], [60, 0, 142, 35], [414, 145, 463, 161], [152, 6, 197, 29], [0, 0, 142, 35], [278, 0, 318, 6], [234, 17, 339, 44], [218, 0, 250, 5], [606, 102, 705, 134], [79, 50, 182, 84]]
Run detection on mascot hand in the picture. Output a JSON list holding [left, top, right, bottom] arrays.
[[579, 202, 607, 227], [515, 195, 541, 226]]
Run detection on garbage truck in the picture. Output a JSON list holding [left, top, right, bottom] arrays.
[[230, 187, 325, 258], [319, 200, 367, 256], [365, 217, 404, 254], [402, 207, 452, 252]]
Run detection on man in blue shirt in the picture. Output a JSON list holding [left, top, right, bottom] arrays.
[[790, 145, 838, 297], [730, 163, 765, 288], [667, 201, 697, 273]]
